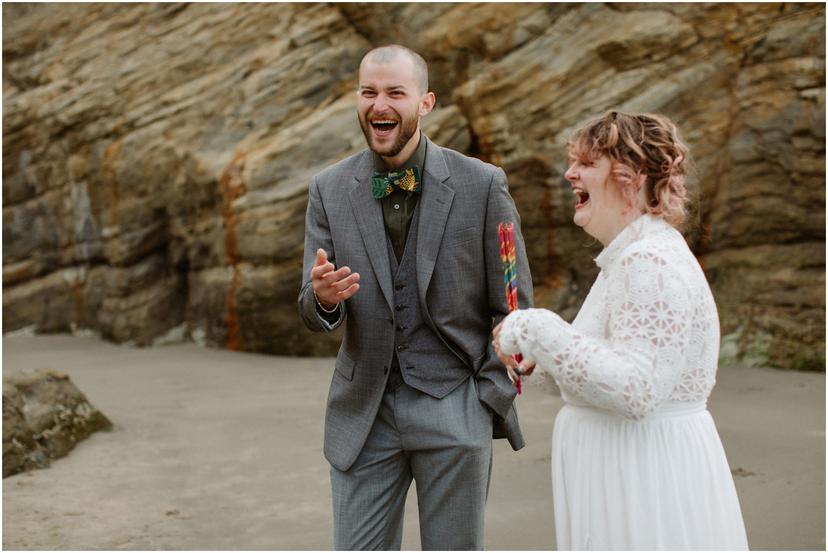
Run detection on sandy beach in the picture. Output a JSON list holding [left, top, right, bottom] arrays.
[[2, 334, 825, 550]]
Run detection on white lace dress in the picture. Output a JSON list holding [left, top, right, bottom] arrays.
[[499, 214, 748, 550]]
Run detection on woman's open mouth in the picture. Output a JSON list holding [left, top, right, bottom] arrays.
[[573, 187, 590, 209]]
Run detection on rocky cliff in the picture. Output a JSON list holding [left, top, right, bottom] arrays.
[[3, 3, 824, 369]]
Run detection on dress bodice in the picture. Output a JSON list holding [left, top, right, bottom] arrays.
[[500, 214, 720, 419]]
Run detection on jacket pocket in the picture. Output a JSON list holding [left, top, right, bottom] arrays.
[[445, 226, 479, 248], [334, 350, 355, 381]]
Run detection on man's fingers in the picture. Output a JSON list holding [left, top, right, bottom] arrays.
[[315, 271, 361, 303], [328, 266, 353, 283], [331, 272, 360, 292], [312, 264, 352, 284], [337, 283, 360, 300], [310, 262, 335, 280], [310, 249, 333, 279], [318, 266, 351, 283]]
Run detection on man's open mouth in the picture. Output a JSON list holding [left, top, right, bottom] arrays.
[[369, 118, 399, 133], [573, 187, 590, 208]]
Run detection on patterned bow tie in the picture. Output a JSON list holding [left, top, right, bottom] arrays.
[[371, 167, 421, 199]]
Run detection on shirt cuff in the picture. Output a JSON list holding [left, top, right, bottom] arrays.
[[316, 303, 341, 329]]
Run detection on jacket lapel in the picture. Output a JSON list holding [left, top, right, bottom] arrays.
[[416, 137, 454, 304], [348, 152, 394, 311]]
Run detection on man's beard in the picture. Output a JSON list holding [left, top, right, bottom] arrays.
[[359, 112, 419, 158]]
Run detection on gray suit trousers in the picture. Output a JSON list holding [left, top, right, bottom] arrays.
[[330, 375, 493, 550]]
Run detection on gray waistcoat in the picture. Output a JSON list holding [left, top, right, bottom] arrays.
[[388, 203, 470, 399]]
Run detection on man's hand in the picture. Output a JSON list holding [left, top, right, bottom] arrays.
[[311, 248, 360, 310], [492, 320, 536, 384]]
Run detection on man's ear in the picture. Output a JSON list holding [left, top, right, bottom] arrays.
[[419, 91, 436, 117]]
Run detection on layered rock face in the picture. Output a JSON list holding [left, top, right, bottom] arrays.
[[3, 3, 824, 369]]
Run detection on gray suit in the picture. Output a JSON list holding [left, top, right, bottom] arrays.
[[299, 136, 533, 549]]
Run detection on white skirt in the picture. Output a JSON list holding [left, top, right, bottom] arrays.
[[551, 402, 749, 550]]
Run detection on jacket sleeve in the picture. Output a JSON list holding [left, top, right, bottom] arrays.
[[476, 167, 534, 420], [298, 176, 346, 332]]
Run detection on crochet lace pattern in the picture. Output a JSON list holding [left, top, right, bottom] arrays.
[[499, 215, 719, 420]]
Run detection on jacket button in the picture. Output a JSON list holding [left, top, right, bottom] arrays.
[[396, 325, 407, 332], [396, 344, 407, 352], [395, 304, 407, 311], [395, 283, 406, 291]]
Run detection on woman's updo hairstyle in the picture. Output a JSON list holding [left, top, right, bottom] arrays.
[[567, 110, 690, 228]]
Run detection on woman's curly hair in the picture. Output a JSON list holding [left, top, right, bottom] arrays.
[[567, 110, 690, 228]]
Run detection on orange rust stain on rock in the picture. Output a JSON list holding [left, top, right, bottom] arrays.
[[219, 152, 247, 351]]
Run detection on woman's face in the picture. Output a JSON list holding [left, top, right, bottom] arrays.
[[564, 154, 633, 246]]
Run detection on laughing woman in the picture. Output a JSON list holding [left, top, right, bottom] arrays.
[[493, 111, 748, 550]]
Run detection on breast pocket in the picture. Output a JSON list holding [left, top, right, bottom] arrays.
[[444, 226, 480, 248]]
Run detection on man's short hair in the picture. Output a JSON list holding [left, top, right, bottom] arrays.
[[361, 44, 429, 93]]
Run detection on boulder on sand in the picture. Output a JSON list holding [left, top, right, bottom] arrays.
[[3, 369, 112, 478]]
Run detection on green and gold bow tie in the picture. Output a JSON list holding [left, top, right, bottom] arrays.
[[371, 167, 421, 199]]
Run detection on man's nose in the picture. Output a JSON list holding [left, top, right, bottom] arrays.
[[564, 164, 577, 181], [372, 94, 389, 112]]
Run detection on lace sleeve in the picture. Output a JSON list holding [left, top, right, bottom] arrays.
[[499, 249, 693, 419]]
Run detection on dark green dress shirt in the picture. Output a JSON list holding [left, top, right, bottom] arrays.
[[373, 135, 427, 262]]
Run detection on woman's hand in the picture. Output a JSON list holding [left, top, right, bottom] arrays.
[[493, 321, 536, 384]]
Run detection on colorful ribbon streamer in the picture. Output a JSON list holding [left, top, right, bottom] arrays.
[[498, 221, 522, 394]]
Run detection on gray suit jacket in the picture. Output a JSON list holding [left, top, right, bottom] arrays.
[[299, 136, 534, 471]]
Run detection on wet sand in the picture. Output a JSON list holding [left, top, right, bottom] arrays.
[[2, 334, 825, 550]]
